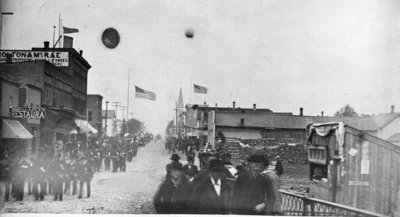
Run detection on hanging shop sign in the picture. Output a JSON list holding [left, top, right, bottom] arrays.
[[11, 107, 46, 119]]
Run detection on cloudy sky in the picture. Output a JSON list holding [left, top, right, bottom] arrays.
[[2, 0, 400, 134]]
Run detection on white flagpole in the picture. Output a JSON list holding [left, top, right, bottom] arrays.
[[58, 14, 61, 48], [190, 76, 192, 104], [127, 68, 130, 133]]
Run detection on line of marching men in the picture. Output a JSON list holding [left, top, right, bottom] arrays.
[[154, 149, 284, 215], [0, 137, 148, 202]]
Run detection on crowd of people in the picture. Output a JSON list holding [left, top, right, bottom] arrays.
[[0, 132, 155, 202], [154, 139, 284, 215]]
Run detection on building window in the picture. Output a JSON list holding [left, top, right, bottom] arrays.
[[88, 111, 92, 121], [9, 96, 13, 113]]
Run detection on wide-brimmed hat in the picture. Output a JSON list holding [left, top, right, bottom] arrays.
[[170, 154, 181, 161], [208, 159, 225, 172]]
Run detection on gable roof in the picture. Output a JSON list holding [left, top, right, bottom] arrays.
[[388, 133, 400, 142], [102, 110, 116, 119], [372, 113, 400, 129]]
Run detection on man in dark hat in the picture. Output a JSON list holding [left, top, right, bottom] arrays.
[[154, 162, 194, 214], [183, 155, 198, 177], [166, 154, 182, 180], [231, 154, 277, 215], [190, 158, 233, 214], [275, 155, 284, 177]]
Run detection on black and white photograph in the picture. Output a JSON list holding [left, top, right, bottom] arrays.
[[0, 0, 399, 216]]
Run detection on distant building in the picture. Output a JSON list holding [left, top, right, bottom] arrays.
[[371, 105, 400, 140], [187, 101, 275, 146], [87, 94, 103, 138], [174, 88, 185, 138], [207, 106, 400, 149], [102, 110, 116, 137]]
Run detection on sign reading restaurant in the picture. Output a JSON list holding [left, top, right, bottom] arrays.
[[0, 50, 69, 67], [11, 107, 46, 119]]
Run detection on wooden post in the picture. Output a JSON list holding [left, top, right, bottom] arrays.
[[332, 156, 341, 202]]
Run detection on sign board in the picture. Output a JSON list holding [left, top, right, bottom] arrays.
[[11, 107, 46, 119], [0, 50, 69, 67], [349, 180, 369, 186], [361, 160, 370, 174]]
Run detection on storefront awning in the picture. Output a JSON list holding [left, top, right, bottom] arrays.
[[41, 107, 78, 133], [74, 120, 98, 134], [2, 119, 33, 139]]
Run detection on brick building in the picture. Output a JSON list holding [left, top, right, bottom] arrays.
[[0, 78, 40, 158], [87, 94, 103, 138], [0, 41, 93, 150]]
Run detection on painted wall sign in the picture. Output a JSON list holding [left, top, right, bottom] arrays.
[[349, 180, 369, 186], [361, 159, 370, 174], [0, 50, 69, 67], [11, 107, 46, 119]]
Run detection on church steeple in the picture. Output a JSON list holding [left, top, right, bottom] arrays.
[[177, 88, 184, 109]]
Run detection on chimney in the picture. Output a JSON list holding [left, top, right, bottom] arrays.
[[44, 41, 50, 49], [233, 101, 236, 109], [80, 50, 83, 56], [391, 105, 395, 113], [300, 107, 303, 116], [253, 104, 256, 110], [321, 111, 324, 117], [5, 54, 12, 63]]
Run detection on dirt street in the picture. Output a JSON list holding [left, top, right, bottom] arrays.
[[3, 140, 173, 214]]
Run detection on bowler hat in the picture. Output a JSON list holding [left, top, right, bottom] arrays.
[[170, 154, 181, 161], [169, 161, 183, 171], [208, 159, 225, 172]]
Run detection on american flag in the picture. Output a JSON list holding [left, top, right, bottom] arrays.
[[194, 84, 207, 94], [135, 86, 156, 101]]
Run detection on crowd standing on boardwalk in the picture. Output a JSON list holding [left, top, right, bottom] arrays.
[[0, 132, 154, 203], [154, 138, 283, 215]]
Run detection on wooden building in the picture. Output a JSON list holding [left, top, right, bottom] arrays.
[[307, 122, 400, 216]]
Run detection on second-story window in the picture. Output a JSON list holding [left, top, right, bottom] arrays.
[[88, 111, 93, 121]]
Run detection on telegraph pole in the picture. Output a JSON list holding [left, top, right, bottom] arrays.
[[112, 101, 121, 119], [105, 101, 109, 137]]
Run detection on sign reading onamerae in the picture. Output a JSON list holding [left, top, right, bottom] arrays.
[[0, 50, 69, 67]]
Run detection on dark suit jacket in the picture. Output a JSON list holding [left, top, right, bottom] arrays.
[[191, 175, 232, 214], [231, 172, 276, 215], [183, 164, 198, 175], [153, 179, 194, 214]]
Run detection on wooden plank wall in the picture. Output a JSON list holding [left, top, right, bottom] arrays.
[[336, 127, 400, 216]]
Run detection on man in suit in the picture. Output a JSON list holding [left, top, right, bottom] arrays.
[[190, 158, 233, 214], [153, 162, 194, 214], [231, 154, 277, 215], [183, 155, 198, 176], [166, 154, 182, 180], [275, 155, 284, 177]]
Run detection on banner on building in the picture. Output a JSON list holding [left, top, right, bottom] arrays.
[[0, 50, 69, 67]]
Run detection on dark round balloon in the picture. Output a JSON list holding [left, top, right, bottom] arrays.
[[185, 29, 194, 39], [102, 28, 120, 49]]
